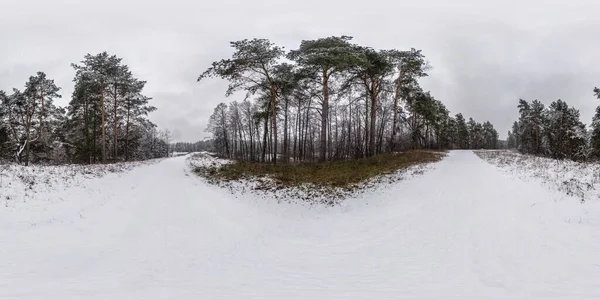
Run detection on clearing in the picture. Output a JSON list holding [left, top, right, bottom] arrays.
[[1, 150, 599, 299]]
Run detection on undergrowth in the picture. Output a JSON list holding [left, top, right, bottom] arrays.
[[194, 150, 445, 190]]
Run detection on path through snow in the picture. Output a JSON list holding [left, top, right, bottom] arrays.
[[1, 151, 599, 299]]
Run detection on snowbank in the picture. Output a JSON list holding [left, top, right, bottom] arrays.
[[475, 150, 600, 203], [0, 160, 162, 208]]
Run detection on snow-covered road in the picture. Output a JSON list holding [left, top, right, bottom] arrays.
[[1, 151, 599, 299]]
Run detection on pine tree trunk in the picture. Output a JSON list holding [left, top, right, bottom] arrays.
[[261, 101, 270, 163], [320, 70, 329, 162], [84, 93, 91, 163], [93, 106, 97, 163], [294, 102, 301, 162], [24, 111, 32, 166], [270, 85, 278, 164], [249, 117, 254, 162], [348, 99, 352, 159], [369, 83, 377, 157], [283, 97, 289, 163], [113, 84, 118, 160], [100, 89, 106, 162], [535, 122, 540, 155], [392, 74, 401, 151], [328, 103, 333, 159], [125, 102, 131, 161], [365, 93, 369, 157], [36, 88, 45, 145]]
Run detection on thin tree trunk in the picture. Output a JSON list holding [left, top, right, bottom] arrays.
[[125, 101, 131, 161], [93, 105, 97, 163], [261, 101, 271, 163], [283, 97, 289, 163], [100, 89, 106, 162], [270, 86, 278, 164], [113, 83, 118, 160], [369, 82, 377, 157], [392, 73, 402, 151], [320, 70, 329, 161], [364, 93, 369, 157], [84, 92, 91, 163], [294, 102, 301, 162], [348, 100, 352, 159]]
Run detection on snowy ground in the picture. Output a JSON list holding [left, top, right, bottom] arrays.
[[1, 150, 600, 299], [476, 150, 600, 204], [0, 159, 160, 210]]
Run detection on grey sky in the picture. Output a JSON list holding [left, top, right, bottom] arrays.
[[2, 0, 600, 141]]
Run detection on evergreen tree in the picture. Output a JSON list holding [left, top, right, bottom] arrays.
[[288, 36, 359, 161], [511, 121, 519, 149], [507, 131, 516, 149], [590, 107, 600, 158], [517, 99, 546, 155], [3, 73, 62, 165], [67, 52, 155, 163], [545, 99, 587, 160], [198, 38, 285, 163], [455, 113, 469, 149], [467, 118, 477, 148], [0, 91, 11, 160], [71, 52, 120, 162], [481, 121, 496, 149], [391, 49, 429, 150]]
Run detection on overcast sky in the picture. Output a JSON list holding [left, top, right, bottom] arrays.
[[2, 0, 600, 141]]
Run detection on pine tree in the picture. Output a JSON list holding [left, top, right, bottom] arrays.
[[455, 113, 469, 149], [546, 99, 587, 160], [198, 38, 284, 163], [0, 91, 11, 160], [68, 52, 155, 163], [590, 107, 600, 158], [507, 131, 516, 149], [517, 99, 546, 155], [3, 73, 62, 165], [71, 52, 120, 162], [288, 36, 359, 161], [511, 121, 519, 150]]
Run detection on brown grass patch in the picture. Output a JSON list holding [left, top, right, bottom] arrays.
[[195, 150, 445, 189]]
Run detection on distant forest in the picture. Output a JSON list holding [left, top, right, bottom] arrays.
[[508, 89, 600, 161], [199, 36, 500, 163], [171, 140, 213, 153]]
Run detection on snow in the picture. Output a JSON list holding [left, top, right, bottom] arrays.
[[1, 150, 600, 299], [476, 150, 600, 205]]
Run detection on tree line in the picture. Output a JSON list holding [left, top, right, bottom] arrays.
[[199, 36, 499, 163], [507, 89, 600, 161], [171, 140, 214, 153], [0, 52, 171, 165]]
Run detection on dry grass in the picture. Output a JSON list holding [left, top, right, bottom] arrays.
[[195, 150, 445, 189]]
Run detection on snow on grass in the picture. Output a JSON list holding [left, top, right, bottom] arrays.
[[187, 151, 446, 205], [0, 160, 161, 208], [475, 150, 600, 203], [0, 159, 162, 230]]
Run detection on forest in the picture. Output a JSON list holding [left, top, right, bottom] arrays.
[[199, 36, 500, 163], [507, 90, 600, 161], [0, 52, 171, 165]]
